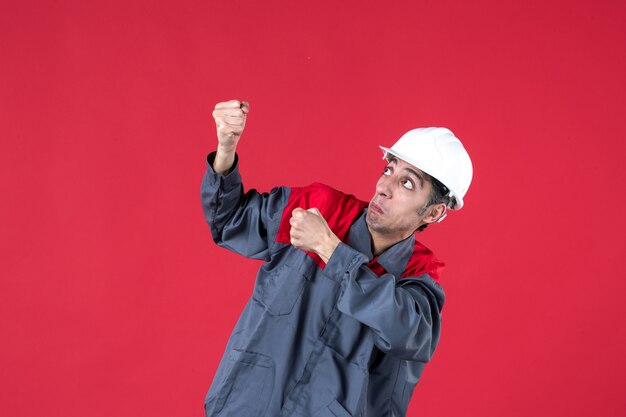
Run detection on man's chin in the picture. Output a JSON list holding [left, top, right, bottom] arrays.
[[366, 213, 387, 234]]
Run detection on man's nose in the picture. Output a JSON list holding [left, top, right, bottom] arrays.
[[376, 177, 392, 198]]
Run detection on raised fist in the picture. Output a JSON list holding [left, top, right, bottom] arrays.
[[212, 99, 249, 151]]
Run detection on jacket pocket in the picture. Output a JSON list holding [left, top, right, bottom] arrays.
[[205, 349, 275, 416], [315, 399, 353, 417], [253, 254, 310, 316]]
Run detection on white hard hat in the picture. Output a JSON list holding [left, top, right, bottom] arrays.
[[379, 127, 473, 210]]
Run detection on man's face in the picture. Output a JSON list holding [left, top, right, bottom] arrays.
[[366, 156, 434, 241]]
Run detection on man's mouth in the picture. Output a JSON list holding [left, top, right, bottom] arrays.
[[370, 201, 384, 215]]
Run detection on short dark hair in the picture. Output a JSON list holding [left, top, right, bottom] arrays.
[[416, 174, 454, 232]]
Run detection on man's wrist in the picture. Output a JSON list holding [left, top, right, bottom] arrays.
[[317, 235, 341, 264], [213, 146, 236, 174]]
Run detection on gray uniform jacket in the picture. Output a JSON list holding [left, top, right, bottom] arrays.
[[201, 153, 445, 417]]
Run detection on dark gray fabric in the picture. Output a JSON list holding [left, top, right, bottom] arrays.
[[201, 152, 445, 417]]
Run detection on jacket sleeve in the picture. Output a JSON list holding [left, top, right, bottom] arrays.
[[323, 242, 445, 362], [200, 152, 290, 261]]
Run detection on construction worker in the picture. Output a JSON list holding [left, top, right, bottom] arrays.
[[201, 99, 473, 417]]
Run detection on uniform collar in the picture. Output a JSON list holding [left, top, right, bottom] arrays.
[[348, 209, 416, 279]]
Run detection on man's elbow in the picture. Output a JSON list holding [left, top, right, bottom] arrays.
[[375, 320, 439, 362]]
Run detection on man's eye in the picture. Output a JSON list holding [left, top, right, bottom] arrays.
[[402, 179, 414, 190], [383, 167, 391, 175]]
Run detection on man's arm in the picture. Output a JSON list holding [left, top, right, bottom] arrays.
[[290, 209, 444, 362], [327, 243, 444, 362], [201, 99, 290, 261]]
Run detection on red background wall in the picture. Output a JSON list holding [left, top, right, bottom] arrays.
[[1, 0, 625, 416]]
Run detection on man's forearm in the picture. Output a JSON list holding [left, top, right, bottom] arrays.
[[212, 145, 236, 175], [316, 234, 341, 264]]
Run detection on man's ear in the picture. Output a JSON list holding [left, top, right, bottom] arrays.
[[423, 203, 447, 225]]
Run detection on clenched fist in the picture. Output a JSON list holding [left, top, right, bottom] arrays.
[[212, 99, 249, 151], [289, 208, 341, 263], [211, 99, 249, 174]]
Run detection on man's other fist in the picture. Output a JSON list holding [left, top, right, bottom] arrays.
[[289, 208, 341, 263]]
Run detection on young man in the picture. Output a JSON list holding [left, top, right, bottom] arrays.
[[201, 99, 473, 417]]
